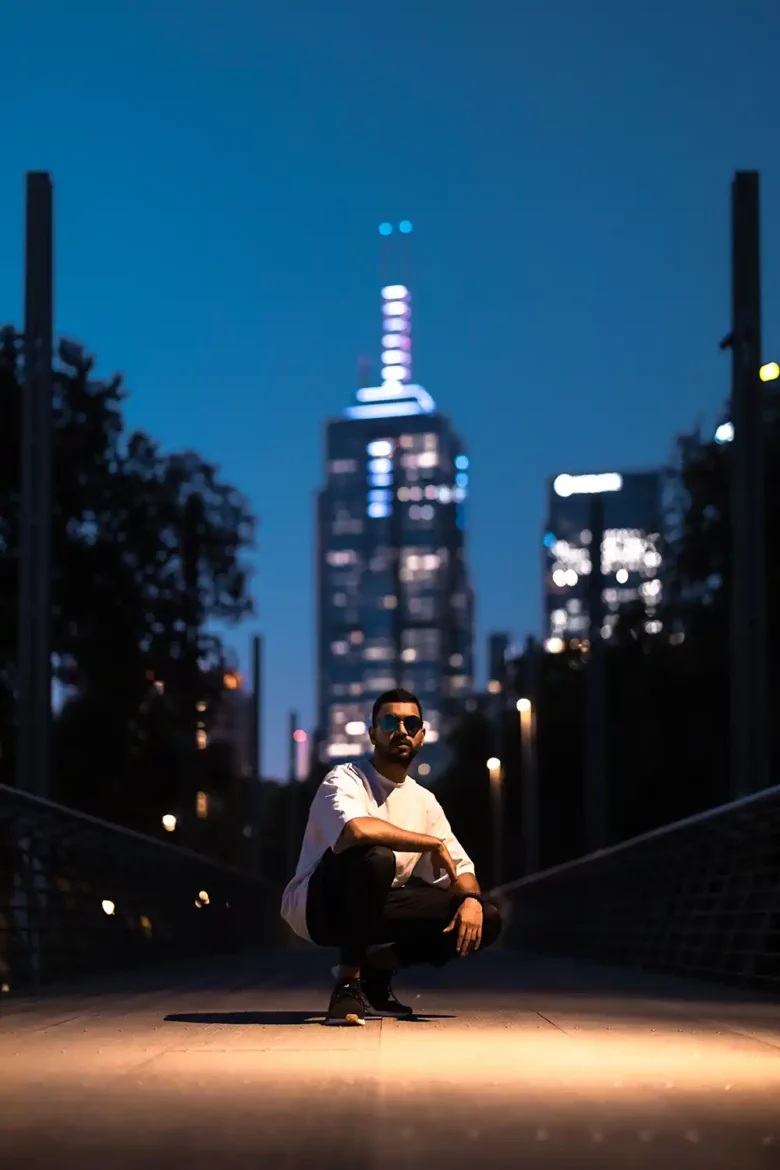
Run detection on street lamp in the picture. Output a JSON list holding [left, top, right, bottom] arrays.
[[516, 698, 539, 875], [487, 757, 503, 889], [162, 813, 176, 832], [759, 361, 779, 382]]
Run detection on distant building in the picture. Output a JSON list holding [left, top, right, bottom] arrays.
[[543, 469, 665, 646], [210, 671, 254, 779], [486, 632, 511, 693], [317, 269, 473, 778]]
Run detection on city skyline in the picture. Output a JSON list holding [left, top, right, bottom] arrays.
[[2, 0, 779, 776], [316, 266, 473, 782]]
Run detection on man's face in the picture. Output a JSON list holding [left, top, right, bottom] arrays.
[[369, 702, 425, 766]]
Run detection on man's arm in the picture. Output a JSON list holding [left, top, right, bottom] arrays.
[[337, 817, 440, 855], [336, 818, 459, 883], [451, 870, 482, 898]]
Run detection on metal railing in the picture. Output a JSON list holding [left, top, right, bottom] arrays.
[[0, 784, 282, 993], [497, 783, 780, 992]]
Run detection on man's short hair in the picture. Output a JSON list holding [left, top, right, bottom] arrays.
[[371, 688, 423, 727]]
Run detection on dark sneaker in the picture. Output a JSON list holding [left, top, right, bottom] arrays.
[[360, 971, 414, 1018], [325, 979, 367, 1027]]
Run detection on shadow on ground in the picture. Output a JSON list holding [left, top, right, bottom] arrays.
[[163, 1010, 456, 1025]]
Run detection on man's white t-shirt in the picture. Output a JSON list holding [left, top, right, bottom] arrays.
[[280, 760, 476, 942]]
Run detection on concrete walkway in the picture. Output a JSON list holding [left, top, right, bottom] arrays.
[[1, 947, 779, 1169]]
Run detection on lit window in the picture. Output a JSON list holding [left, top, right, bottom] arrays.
[[454, 455, 469, 470], [349, 630, 364, 643], [616, 569, 629, 584], [326, 549, 358, 567], [402, 648, 417, 662], [370, 474, 392, 487], [645, 620, 663, 634], [384, 302, 409, 317], [364, 675, 397, 691], [564, 569, 578, 587], [449, 653, 463, 667], [365, 645, 393, 661], [367, 440, 393, 457], [328, 459, 358, 475], [331, 641, 349, 655], [368, 458, 392, 474], [333, 592, 348, 606], [397, 487, 409, 501], [367, 502, 391, 519], [382, 284, 409, 299], [381, 595, 398, 609], [382, 350, 406, 366], [438, 485, 453, 503]]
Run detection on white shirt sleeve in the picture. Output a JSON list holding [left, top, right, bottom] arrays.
[[310, 765, 371, 852], [413, 793, 476, 886]]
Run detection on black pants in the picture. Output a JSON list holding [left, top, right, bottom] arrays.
[[305, 843, 503, 968]]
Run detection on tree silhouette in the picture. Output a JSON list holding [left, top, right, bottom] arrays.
[[0, 328, 255, 828]]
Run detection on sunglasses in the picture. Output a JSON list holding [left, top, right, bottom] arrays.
[[377, 713, 424, 737]]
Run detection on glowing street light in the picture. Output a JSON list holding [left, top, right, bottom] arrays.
[[487, 757, 501, 773], [162, 813, 177, 832], [759, 361, 779, 382], [516, 698, 532, 713], [101, 900, 115, 916]]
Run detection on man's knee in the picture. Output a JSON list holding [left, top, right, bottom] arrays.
[[346, 842, 396, 884], [479, 900, 503, 950]]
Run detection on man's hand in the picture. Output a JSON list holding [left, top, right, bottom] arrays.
[[443, 898, 483, 956], [430, 841, 458, 884]]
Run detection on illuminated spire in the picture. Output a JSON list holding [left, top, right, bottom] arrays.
[[377, 220, 414, 385], [381, 284, 412, 384]]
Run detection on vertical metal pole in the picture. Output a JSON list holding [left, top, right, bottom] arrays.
[[287, 711, 298, 878], [520, 642, 540, 875], [585, 494, 607, 852], [729, 171, 767, 797], [489, 765, 503, 890], [250, 634, 263, 779], [17, 172, 54, 799], [248, 634, 263, 874]]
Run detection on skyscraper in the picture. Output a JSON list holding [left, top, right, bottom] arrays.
[[316, 258, 473, 777], [543, 468, 665, 646]]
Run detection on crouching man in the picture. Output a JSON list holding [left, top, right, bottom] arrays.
[[281, 688, 503, 1025]]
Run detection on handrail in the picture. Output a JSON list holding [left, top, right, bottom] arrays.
[[0, 783, 265, 881], [496, 781, 780, 893]]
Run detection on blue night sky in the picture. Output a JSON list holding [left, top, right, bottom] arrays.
[[2, 0, 778, 777]]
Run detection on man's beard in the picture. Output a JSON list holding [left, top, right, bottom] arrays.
[[377, 740, 419, 766]]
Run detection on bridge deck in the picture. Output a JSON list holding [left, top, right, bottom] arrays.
[[1, 948, 779, 1169]]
